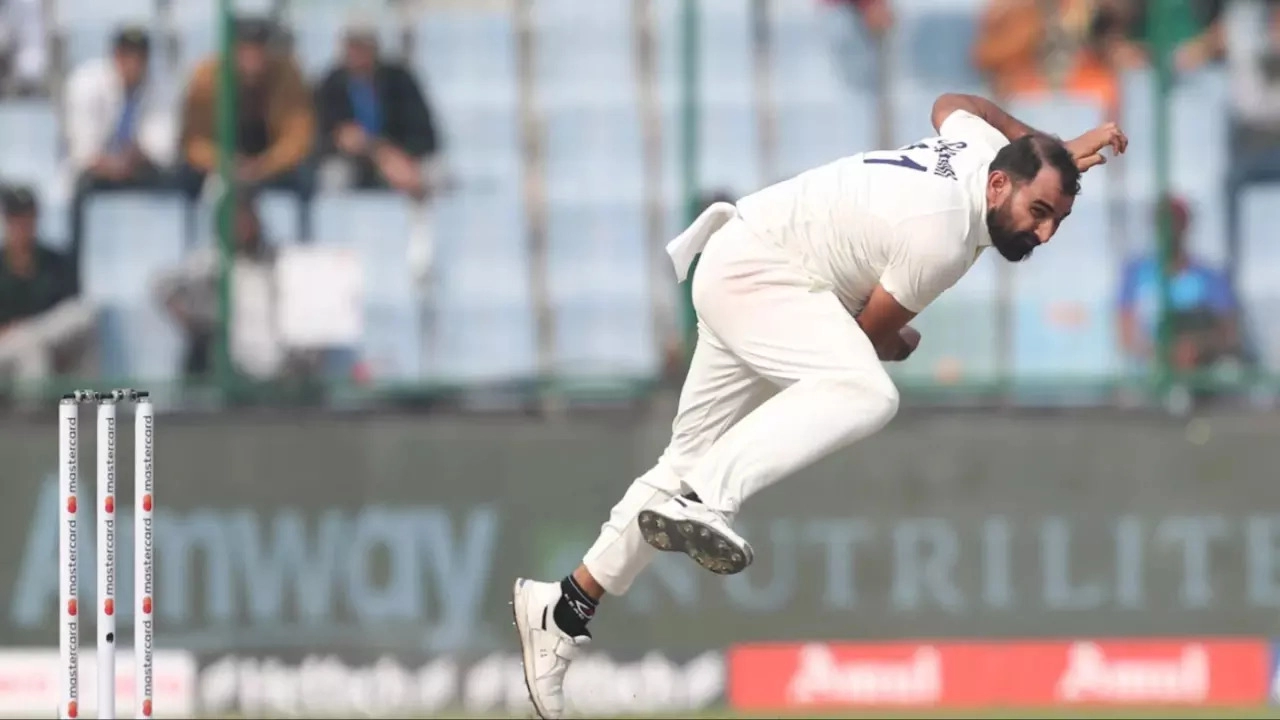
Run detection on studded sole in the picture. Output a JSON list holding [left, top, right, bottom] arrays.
[[637, 509, 753, 575]]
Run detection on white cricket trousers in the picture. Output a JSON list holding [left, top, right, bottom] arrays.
[[582, 217, 900, 595]]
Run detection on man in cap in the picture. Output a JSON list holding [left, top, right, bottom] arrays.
[[0, 186, 96, 390], [315, 18, 440, 199]]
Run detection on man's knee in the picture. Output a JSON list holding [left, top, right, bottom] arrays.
[[820, 374, 899, 430]]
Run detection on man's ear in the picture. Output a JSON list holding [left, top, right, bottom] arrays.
[[987, 169, 1012, 204]]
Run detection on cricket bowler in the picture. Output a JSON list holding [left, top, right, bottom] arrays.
[[512, 92, 1128, 719]]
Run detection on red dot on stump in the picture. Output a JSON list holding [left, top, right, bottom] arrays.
[[66, 496, 76, 513], [104, 497, 114, 513], [67, 599, 77, 617], [103, 599, 113, 616], [141, 494, 152, 512]]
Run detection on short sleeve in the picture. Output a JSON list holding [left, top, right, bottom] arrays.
[[878, 210, 971, 314], [938, 109, 1010, 155]]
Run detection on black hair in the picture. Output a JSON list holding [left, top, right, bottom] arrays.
[[989, 133, 1081, 197], [112, 26, 150, 55]]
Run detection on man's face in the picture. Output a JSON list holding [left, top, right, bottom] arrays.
[[343, 37, 378, 75], [4, 211, 35, 249], [235, 42, 269, 84], [985, 167, 1075, 262], [115, 48, 147, 88]]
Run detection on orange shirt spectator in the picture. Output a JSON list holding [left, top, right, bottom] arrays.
[[973, 0, 1120, 114]]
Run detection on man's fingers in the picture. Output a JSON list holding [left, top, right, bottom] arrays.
[[1078, 153, 1106, 171], [1110, 130, 1128, 156]]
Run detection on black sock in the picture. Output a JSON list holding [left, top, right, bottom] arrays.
[[552, 575, 598, 637]]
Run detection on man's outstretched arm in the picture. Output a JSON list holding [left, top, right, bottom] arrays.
[[931, 92, 1041, 141], [931, 92, 1129, 171]]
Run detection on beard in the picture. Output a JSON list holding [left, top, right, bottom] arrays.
[[987, 202, 1040, 262]]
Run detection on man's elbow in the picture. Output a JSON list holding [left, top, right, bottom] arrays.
[[931, 93, 968, 132]]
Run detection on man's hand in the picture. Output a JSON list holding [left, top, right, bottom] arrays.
[[336, 123, 369, 155], [1065, 122, 1128, 172], [856, 284, 920, 361], [91, 154, 132, 182], [375, 144, 426, 198], [894, 325, 922, 362]]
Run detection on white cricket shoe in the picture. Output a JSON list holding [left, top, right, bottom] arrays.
[[637, 494, 754, 574], [511, 578, 590, 719]]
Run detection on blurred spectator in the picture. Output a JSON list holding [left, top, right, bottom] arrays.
[[0, 187, 96, 387], [315, 19, 441, 199], [972, 0, 1130, 113], [1095, 0, 1224, 72], [0, 0, 47, 96], [1223, 1, 1280, 273], [155, 190, 310, 382], [179, 19, 315, 204], [1118, 196, 1241, 371], [65, 27, 175, 262]]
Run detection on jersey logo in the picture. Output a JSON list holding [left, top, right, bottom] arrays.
[[864, 139, 967, 181]]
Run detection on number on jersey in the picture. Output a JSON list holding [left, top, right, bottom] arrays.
[[864, 140, 967, 181]]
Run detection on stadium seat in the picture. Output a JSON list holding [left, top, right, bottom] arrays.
[[81, 193, 187, 381], [430, 187, 538, 382], [544, 100, 645, 204], [1121, 68, 1230, 202], [54, 0, 154, 28], [416, 10, 516, 106], [771, 0, 857, 99], [313, 193, 413, 305], [1238, 187, 1280, 367], [435, 97, 520, 182], [897, 8, 984, 90], [0, 101, 60, 193], [545, 201, 659, 378], [192, 192, 303, 248], [695, 100, 765, 194], [534, 0, 632, 102], [697, 0, 754, 104], [773, 94, 877, 181], [1008, 197, 1121, 380], [312, 193, 422, 380]]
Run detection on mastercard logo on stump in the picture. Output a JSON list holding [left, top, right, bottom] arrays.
[[66, 496, 76, 513], [141, 596, 152, 614], [141, 494, 152, 512], [104, 496, 114, 513], [66, 700, 78, 718], [141, 698, 152, 716], [103, 599, 114, 616], [66, 599, 77, 617]]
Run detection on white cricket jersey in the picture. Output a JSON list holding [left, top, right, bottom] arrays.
[[734, 109, 1010, 314]]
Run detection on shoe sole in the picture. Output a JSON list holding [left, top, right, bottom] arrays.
[[637, 508, 753, 575], [510, 579, 554, 720]]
